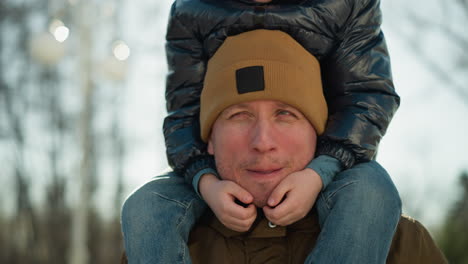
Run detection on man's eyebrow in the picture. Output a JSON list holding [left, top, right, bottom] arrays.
[[224, 103, 250, 112], [274, 102, 297, 111]]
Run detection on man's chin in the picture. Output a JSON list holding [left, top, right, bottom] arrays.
[[250, 190, 273, 208], [243, 183, 277, 208], [252, 197, 268, 208]]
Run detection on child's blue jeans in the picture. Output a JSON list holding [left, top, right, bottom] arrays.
[[121, 161, 401, 264]]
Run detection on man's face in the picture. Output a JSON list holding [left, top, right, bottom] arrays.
[[208, 100, 317, 207]]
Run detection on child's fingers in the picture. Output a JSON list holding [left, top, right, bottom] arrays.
[[263, 204, 286, 225], [222, 219, 253, 232], [265, 208, 296, 226], [264, 193, 300, 226], [226, 181, 254, 205], [225, 196, 257, 220], [267, 177, 292, 207], [220, 204, 257, 232]]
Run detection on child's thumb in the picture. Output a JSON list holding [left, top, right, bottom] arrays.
[[267, 180, 290, 208], [229, 183, 253, 205]]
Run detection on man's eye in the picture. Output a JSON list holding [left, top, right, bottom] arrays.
[[229, 111, 250, 119], [277, 110, 296, 117]]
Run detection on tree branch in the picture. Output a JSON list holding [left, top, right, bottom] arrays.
[[406, 10, 468, 51]]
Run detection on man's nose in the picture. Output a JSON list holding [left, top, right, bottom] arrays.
[[250, 120, 277, 153]]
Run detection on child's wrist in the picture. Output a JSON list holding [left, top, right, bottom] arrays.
[[304, 167, 324, 191], [199, 173, 220, 200], [192, 168, 218, 198]]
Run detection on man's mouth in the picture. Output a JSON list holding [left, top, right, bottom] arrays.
[[246, 168, 283, 176]]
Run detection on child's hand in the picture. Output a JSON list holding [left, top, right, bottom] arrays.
[[263, 168, 323, 226], [199, 174, 257, 232]]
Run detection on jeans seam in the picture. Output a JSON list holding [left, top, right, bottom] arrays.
[[318, 192, 331, 211], [176, 199, 197, 264], [324, 180, 357, 204], [150, 191, 191, 209]]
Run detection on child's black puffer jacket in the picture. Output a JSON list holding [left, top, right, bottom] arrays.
[[164, 0, 400, 185]]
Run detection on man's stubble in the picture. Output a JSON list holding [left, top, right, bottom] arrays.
[[215, 155, 292, 207]]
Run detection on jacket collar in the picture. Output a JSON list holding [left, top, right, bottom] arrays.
[[204, 209, 320, 238]]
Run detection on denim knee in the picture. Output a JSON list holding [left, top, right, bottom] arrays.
[[310, 162, 402, 264], [321, 161, 402, 220], [121, 174, 206, 233], [338, 161, 401, 218], [121, 174, 207, 263]]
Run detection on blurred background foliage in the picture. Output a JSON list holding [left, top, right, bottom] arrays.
[[0, 0, 467, 263], [437, 172, 468, 264]]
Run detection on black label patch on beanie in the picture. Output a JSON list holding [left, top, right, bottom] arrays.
[[236, 66, 265, 94]]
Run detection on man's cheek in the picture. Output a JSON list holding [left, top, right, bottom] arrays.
[[214, 161, 232, 181], [218, 162, 243, 184], [233, 171, 243, 185]]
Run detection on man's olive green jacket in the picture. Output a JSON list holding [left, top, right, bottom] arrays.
[[188, 211, 447, 264]]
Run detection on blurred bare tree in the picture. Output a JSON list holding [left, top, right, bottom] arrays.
[[388, 0, 468, 101], [1, 1, 46, 262], [0, 0, 131, 263]]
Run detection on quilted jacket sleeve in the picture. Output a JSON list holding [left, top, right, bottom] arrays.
[[164, 2, 216, 185], [317, 0, 400, 168]]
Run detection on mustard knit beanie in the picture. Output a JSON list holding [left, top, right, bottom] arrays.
[[200, 29, 328, 142]]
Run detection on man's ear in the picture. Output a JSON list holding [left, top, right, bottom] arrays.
[[207, 137, 214, 155]]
